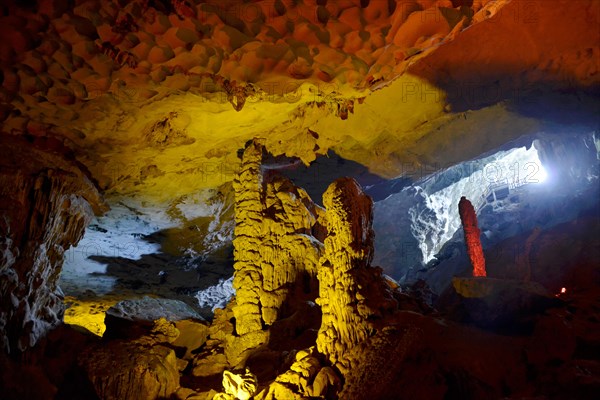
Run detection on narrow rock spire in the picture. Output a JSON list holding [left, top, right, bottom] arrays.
[[458, 196, 486, 277]]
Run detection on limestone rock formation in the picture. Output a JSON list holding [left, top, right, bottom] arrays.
[[229, 139, 324, 366], [0, 0, 597, 398], [0, 135, 106, 353], [104, 296, 205, 339], [0, 0, 594, 219], [80, 331, 180, 400], [191, 145, 402, 399], [458, 196, 486, 277], [316, 177, 397, 372], [172, 319, 211, 361], [191, 303, 235, 384], [214, 369, 258, 400], [253, 347, 341, 400]]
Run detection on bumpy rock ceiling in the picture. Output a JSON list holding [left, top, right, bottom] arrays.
[[2, 0, 598, 207]]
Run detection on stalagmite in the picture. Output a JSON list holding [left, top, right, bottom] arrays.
[[228, 139, 323, 366], [316, 177, 397, 372], [458, 196, 486, 277]]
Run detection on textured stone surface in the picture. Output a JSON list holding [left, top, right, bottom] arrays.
[[1, 0, 594, 211], [214, 369, 258, 400], [0, 135, 105, 353], [191, 144, 398, 398], [458, 196, 486, 277], [229, 139, 323, 365], [316, 177, 397, 372], [191, 304, 235, 379], [172, 319, 211, 360], [254, 347, 341, 399], [80, 335, 180, 400], [104, 296, 205, 339], [2, 140, 599, 399], [0, 1, 597, 397]]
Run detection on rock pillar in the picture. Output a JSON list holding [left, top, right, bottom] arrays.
[[458, 196, 486, 277]]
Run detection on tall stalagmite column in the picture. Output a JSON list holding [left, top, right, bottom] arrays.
[[230, 139, 323, 365], [458, 196, 486, 277], [316, 178, 396, 373]]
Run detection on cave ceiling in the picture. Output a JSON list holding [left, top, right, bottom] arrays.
[[1, 0, 598, 208]]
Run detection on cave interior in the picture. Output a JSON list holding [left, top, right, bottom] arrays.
[[0, 0, 599, 399]]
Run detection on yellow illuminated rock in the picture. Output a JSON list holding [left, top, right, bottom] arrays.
[[213, 369, 258, 400], [229, 139, 323, 366], [254, 347, 341, 399], [80, 334, 181, 400], [63, 296, 120, 336], [316, 178, 397, 372]]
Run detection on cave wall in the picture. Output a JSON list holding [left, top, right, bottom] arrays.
[[0, 0, 597, 369], [0, 135, 105, 353]]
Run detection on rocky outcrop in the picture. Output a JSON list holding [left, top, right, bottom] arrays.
[[253, 347, 341, 400], [199, 167, 399, 399], [438, 277, 560, 330], [316, 177, 397, 372], [191, 145, 403, 398], [80, 319, 181, 400], [458, 196, 486, 277], [104, 297, 206, 340], [229, 139, 324, 366], [0, 135, 106, 353], [143, 111, 195, 147], [213, 369, 258, 400]]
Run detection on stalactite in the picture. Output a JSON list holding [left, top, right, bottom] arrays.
[[458, 196, 486, 277]]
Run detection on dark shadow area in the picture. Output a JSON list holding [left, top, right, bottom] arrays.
[[87, 243, 233, 320], [506, 86, 600, 127], [419, 73, 600, 127], [276, 149, 391, 205]]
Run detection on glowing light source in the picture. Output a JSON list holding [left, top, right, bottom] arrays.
[[536, 165, 548, 183], [555, 287, 567, 297]]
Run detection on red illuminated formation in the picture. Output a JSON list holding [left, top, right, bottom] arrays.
[[459, 196, 486, 277]]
